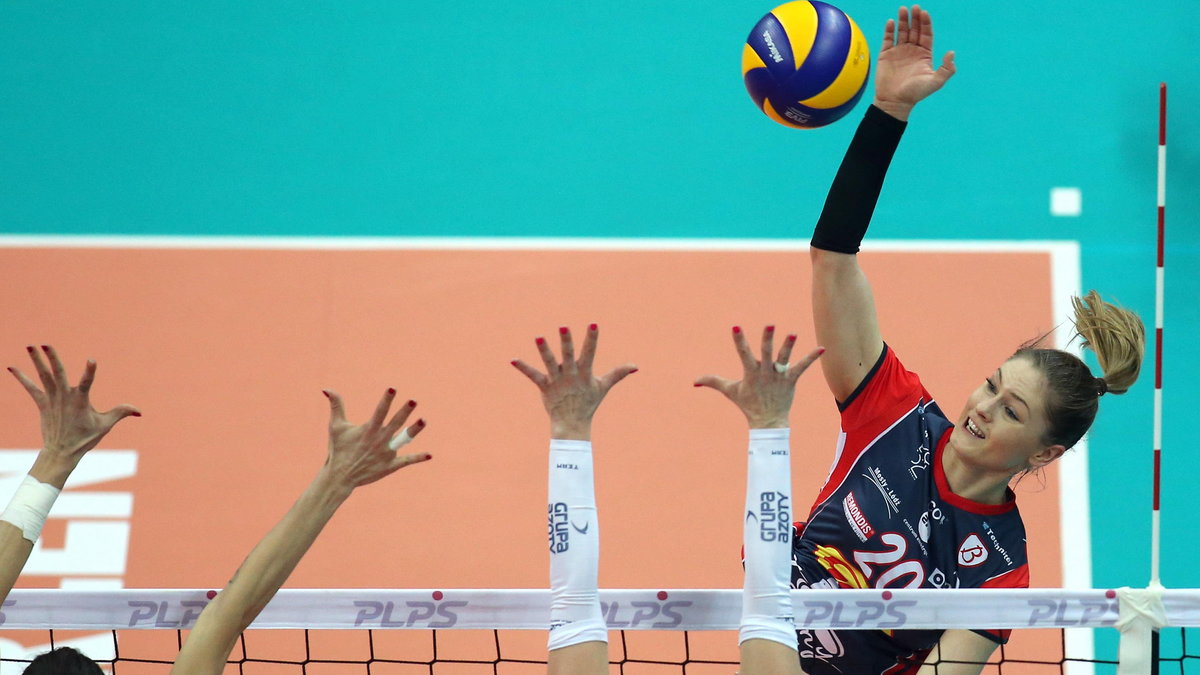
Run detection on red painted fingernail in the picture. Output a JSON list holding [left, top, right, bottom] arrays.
[[818, 347, 827, 355], [322, 390, 331, 398], [732, 326, 741, 334], [25, 346, 34, 353], [206, 590, 217, 600], [423, 454, 432, 461], [41, 345, 50, 351], [510, 360, 519, 367], [765, 325, 775, 332], [535, 337, 546, 346], [559, 326, 569, 335], [130, 411, 142, 417], [629, 368, 639, 374], [589, 323, 597, 331], [787, 334, 797, 341], [415, 418, 426, 427], [693, 383, 703, 387], [407, 400, 416, 408], [387, 387, 396, 395]]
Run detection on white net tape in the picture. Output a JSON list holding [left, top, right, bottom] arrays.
[[2, 588, 1197, 631]]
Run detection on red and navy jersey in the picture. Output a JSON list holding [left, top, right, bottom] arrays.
[[792, 345, 1029, 675]]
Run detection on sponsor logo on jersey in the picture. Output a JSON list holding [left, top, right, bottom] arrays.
[[928, 566, 960, 589], [958, 533, 989, 567], [548, 502, 570, 553], [911, 400, 934, 479], [555, 462, 579, 470], [917, 500, 945, 543], [980, 521, 1015, 566], [842, 492, 874, 542], [862, 467, 901, 516]]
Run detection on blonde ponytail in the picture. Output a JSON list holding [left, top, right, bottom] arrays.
[[1071, 290, 1146, 395]]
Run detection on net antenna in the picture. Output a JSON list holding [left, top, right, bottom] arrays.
[[1115, 82, 1170, 675]]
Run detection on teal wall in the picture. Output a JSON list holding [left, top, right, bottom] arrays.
[[2, 0, 1196, 663]]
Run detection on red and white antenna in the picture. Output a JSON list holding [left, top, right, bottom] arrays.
[[1151, 82, 1166, 588]]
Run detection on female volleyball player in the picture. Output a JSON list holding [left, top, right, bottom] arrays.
[[3, 345, 431, 675], [512, 324, 637, 675], [757, 4, 1145, 673]]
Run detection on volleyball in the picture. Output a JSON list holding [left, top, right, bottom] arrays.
[[742, 0, 871, 129]]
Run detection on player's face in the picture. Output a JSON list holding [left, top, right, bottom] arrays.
[[950, 356, 1057, 475]]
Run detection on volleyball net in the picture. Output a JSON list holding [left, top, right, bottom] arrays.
[[3, 588, 1199, 674]]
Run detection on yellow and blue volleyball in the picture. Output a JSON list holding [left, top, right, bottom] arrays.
[[742, 1, 870, 129]]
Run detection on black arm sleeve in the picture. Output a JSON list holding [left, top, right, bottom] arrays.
[[809, 105, 908, 254]]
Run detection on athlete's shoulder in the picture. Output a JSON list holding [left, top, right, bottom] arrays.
[[839, 345, 932, 430]]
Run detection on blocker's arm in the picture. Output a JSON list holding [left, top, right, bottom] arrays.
[[171, 389, 429, 675]]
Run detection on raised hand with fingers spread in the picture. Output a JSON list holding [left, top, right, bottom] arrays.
[[694, 326, 824, 429], [873, 5, 956, 121], [9, 345, 141, 488], [512, 324, 638, 441]]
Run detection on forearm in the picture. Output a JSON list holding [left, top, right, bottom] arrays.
[[809, 105, 907, 255], [0, 525, 34, 604], [0, 463, 65, 603], [173, 469, 349, 674]]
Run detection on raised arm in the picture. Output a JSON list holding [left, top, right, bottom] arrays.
[[170, 389, 429, 675], [809, 5, 955, 402], [695, 326, 822, 675], [512, 324, 637, 675], [1, 346, 140, 603]]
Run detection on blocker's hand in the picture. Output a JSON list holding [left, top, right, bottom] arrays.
[[694, 326, 823, 429], [873, 5, 956, 120], [9, 345, 140, 487], [511, 324, 637, 441], [322, 388, 429, 490]]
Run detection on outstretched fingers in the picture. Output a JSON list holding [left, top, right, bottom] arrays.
[[598, 362, 638, 394], [731, 326, 757, 372], [897, 6, 911, 44], [881, 18, 895, 51], [775, 333, 798, 369], [693, 373, 735, 398], [8, 366, 44, 404], [511, 358, 548, 389], [41, 345, 69, 390], [324, 389, 348, 426], [27, 346, 54, 394], [535, 336, 558, 374], [577, 323, 598, 376], [788, 347, 826, 381], [383, 398, 417, 441], [77, 360, 97, 394], [935, 50, 957, 83], [558, 327, 578, 376], [759, 326, 776, 371], [914, 5, 933, 50], [100, 404, 142, 425], [367, 388, 398, 431]]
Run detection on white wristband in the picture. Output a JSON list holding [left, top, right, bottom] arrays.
[[1, 475, 61, 543]]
